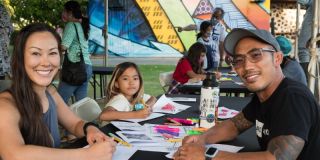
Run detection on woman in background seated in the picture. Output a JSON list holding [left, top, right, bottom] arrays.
[[0, 23, 115, 160], [276, 36, 307, 86], [168, 42, 220, 94]]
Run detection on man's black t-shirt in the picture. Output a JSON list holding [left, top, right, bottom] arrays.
[[243, 78, 320, 159]]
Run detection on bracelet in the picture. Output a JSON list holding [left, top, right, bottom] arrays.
[[83, 122, 99, 136]]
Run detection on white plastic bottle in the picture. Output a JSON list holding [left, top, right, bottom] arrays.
[[199, 73, 219, 128]]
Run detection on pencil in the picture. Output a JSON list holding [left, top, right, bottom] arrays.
[[108, 133, 131, 147]]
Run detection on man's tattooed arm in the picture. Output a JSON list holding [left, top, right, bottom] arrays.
[[267, 135, 305, 160], [230, 112, 254, 134]]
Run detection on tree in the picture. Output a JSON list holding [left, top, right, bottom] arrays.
[[9, 0, 88, 28]]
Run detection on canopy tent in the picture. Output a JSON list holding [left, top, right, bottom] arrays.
[[295, 0, 320, 102]]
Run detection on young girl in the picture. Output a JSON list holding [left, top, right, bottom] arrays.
[[197, 21, 219, 70], [168, 42, 207, 94], [99, 62, 157, 123]]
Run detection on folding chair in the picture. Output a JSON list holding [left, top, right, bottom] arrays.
[[159, 71, 174, 92], [70, 97, 102, 122]]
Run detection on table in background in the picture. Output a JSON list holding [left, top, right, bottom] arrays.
[[67, 94, 260, 160], [91, 66, 115, 99], [178, 67, 250, 95]]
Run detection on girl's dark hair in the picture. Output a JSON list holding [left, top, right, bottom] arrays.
[[10, 23, 62, 147], [185, 42, 206, 74], [106, 62, 144, 105], [196, 21, 212, 40], [64, 0, 89, 40]]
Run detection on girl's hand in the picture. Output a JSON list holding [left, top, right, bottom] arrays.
[[215, 71, 222, 79], [135, 107, 152, 119], [86, 125, 110, 145]]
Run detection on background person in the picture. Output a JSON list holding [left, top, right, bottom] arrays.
[[0, 3, 13, 79], [297, 0, 313, 80], [174, 28, 320, 160], [0, 23, 115, 160], [99, 62, 157, 125], [197, 21, 219, 70], [276, 36, 307, 85], [177, 8, 228, 66], [58, 0, 92, 104]]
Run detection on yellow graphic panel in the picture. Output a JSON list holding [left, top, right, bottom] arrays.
[[136, 0, 184, 52]]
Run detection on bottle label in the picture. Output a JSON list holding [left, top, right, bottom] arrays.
[[199, 87, 219, 128]]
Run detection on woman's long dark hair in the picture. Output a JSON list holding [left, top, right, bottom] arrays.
[[185, 42, 206, 74], [196, 21, 211, 40], [64, 0, 89, 40], [10, 23, 62, 147]]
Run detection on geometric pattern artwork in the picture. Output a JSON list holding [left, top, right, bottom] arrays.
[[88, 0, 270, 57], [193, 0, 214, 20]]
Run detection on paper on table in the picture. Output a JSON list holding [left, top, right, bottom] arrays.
[[134, 142, 181, 153], [153, 94, 191, 114], [120, 112, 165, 123], [165, 144, 244, 159], [116, 131, 170, 147], [116, 131, 156, 143], [144, 124, 193, 138], [112, 145, 137, 160], [167, 97, 196, 102], [218, 106, 239, 119], [111, 121, 144, 131], [184, 81, 203, 86]]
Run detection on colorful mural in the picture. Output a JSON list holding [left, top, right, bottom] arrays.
[[88, 0, 270, 57]]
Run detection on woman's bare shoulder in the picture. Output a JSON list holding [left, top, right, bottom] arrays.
[[0, 92, 20, 118]]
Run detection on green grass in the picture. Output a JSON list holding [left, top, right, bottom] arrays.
[[139, 65, 175, 96], [89, 65, 175, 102]]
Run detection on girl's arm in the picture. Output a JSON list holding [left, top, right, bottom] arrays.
[[186, 70, 206, 81], [0, 92, 115, 160], [99, 106, 151, 121]]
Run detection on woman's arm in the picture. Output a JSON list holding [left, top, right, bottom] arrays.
[[47, 87, 108, 144], [0, 93, 115, 160]]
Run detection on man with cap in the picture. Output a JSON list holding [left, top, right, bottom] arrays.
[[173, 28, 320, 160], [276, 36, 307, 86]]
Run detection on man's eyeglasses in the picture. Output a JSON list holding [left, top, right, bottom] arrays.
[[231, 48, 276, 68]]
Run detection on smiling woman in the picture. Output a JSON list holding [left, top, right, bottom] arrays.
[[0, 23, 116, 160]]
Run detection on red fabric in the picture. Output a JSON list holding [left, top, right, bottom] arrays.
[[173, 58, 193, 84]]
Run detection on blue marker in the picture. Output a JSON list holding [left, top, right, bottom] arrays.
[[134, 103, 144, 111]]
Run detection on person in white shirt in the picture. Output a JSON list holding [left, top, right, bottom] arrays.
[[177, 8, 228, 66], [99, 62, 157, 124]]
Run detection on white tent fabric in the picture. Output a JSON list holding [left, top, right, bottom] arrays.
[[307, 0, 320, 102]]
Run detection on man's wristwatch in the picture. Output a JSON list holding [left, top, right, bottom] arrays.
[[205, 147, 218, 160]]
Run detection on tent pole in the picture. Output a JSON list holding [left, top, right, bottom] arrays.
[[308, 0, 318, 100], [294, 2, 301, 61], [104, 0, 108, 67]]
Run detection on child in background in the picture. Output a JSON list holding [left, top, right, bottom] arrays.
[[99, 62, 157, 124], [168, 42, 221, 94], [197, 21, 219, 70]]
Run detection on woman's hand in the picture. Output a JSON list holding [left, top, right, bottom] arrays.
[[86, 125, 109, 145], [86, 137, 116, 160]]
